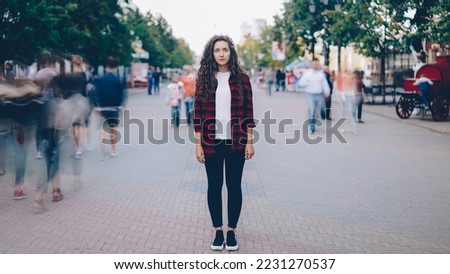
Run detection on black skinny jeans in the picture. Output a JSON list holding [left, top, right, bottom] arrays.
[[204, 140, 246, 229]]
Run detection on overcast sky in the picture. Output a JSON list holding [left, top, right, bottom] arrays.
[[132, 0, 286, 56]]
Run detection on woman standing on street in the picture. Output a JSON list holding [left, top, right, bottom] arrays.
[[194, 35, 255, 251]]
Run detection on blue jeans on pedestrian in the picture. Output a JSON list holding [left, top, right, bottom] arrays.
[[268, 80, 274, 96], [307, 93, 325, 132], [153, 81, 160, 94], [171, 100, 181, 127], [13, 124, 34, 186], [184, 97, 194, 125], [148, 79, 153, 95]]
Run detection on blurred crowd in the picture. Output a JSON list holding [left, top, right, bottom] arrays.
[[0, 52, 125, 213]]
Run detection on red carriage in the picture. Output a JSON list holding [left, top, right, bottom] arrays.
[[396, 55, 450, 121]]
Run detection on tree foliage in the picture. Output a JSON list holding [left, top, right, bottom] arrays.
[[275, 0, 449, 61], [1, 0, 194, 71], [237, 24, 286, 71], [237, 34, 261, 71]]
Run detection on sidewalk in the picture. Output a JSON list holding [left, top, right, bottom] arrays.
[[1, 86, 450, 254], [363, 103, 450, 135]]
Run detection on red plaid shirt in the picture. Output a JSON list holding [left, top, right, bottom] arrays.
[[194, 73, 256, 155]]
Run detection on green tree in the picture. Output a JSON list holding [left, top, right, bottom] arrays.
[[258, 25, 286, 68], [237, 34, 260, 71], [1, 0, 194, 73], [0, 0, 63, 66], [169, 38, 194, 68], [0, 0, 132, 70], [276, 0, 322, 62], [58, 0, 132, 67], [426, 0, 450, 45], [406, 0, 450, 51]]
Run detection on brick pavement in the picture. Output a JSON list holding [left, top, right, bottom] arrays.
[[1, 85, 450, 254]]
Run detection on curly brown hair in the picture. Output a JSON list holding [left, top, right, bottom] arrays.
[[196, 35, 244, 102]]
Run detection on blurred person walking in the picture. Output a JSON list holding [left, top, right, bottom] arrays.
[[194, 35, 255, 251], [321, 66, 333, 120], [166, 74, 183, 128], [147, 66, 154, 95], [275, 68, 285, 91], [153, 68, 161, 95], [265, 67, 276, 96], [34, 75, 75, 212], [93, 57, 125, 160], [354, 71, 365, 123], [10, 105, 36, 200], [69, 55, 91, 158], [180, 65, 196, 126], [34, 52, 59, 159], [1, 97, 36, 200], [1, 72, 41, 200], [298, 59, 330, 134], [335, 69, 357, 134]]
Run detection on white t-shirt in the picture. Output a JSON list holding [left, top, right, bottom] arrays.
[[298, 69, 330, 96], [215, 72, 231, 139]]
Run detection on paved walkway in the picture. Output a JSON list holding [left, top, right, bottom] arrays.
[[1, 85, 450, 254]]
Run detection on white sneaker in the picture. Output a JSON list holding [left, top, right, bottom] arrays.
[[75, 151, 83, 160], [35, 152, 42, 159]]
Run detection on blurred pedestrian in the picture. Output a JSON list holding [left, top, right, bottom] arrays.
[[1, 77, 40, 200], [298, 59, 330, 134], [354, 71, 365, 123], [276, 68, 285, 91], [34, 51, 59, 159], [10, 109, 35, 201], [166, 74, 183, 128], [69, 55, 90, 158], [180, 65, 196, 126], [153, 68, 161, 95], [34, 75, 68, 212], [94, 56, 125, 160], [265, 67, 276, 96], [256, 68, 265, 89], [335, 69, 357, 134], [147, 66, 154, 95], [321, 66, 333, 120], [194, 35, 255, 251]]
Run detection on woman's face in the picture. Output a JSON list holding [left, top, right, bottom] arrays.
[[213, 40, 231, 68]]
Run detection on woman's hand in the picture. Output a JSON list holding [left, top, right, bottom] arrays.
[[245, 144, 255, 160], [196, 145, 205, 164]]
